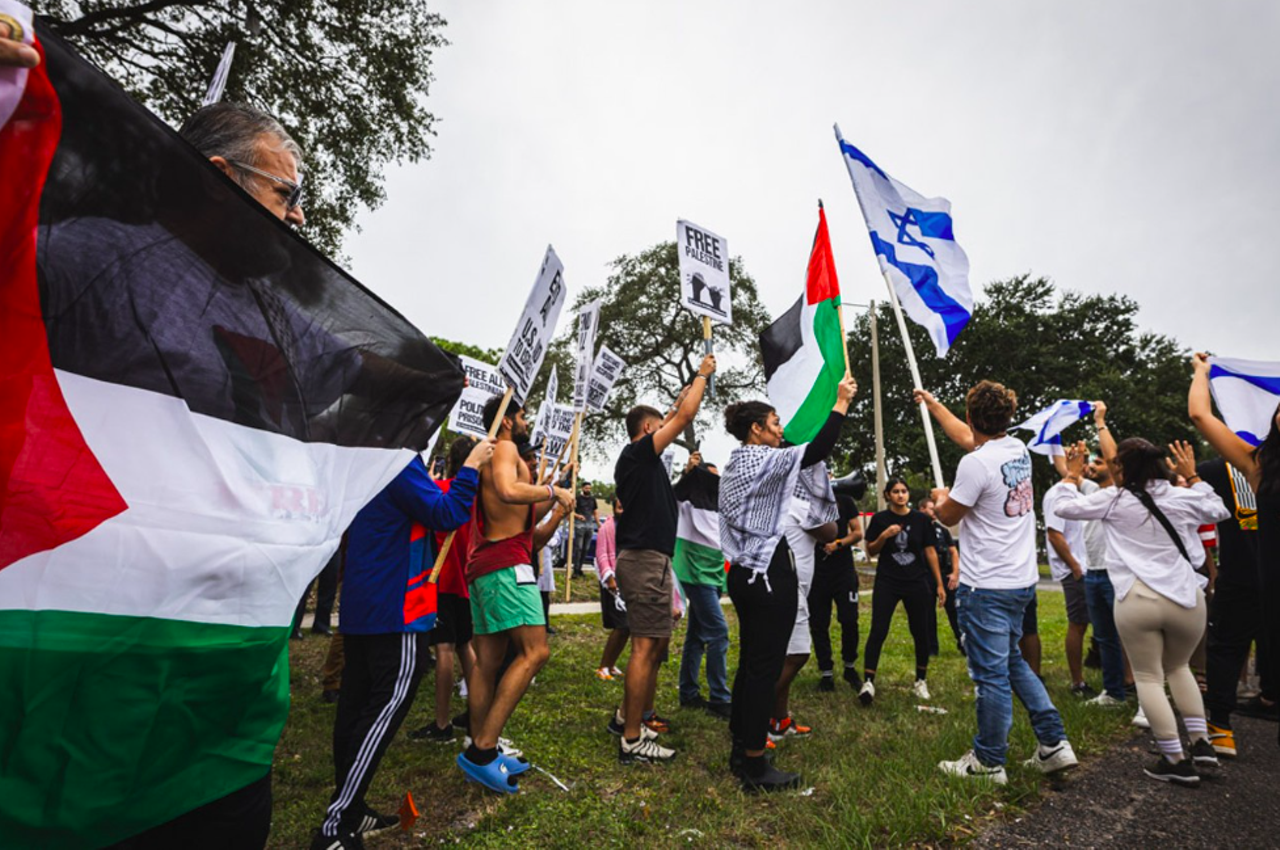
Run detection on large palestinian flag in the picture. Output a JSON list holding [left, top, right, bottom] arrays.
[[672, 465, 725, 591], [0, 14, 464, 847], [761, 204, 846, 444]]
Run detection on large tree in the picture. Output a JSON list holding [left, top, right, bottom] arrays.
[[838, 275, 1196, 503], [36, 0, 448, 254], [533, 242, 772, 460]]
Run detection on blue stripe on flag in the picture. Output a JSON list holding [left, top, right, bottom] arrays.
[[910, 209, 954, 240], [869, 232, 970, 347], [839, 139, 888, 180], [1209, 364, 1280, 395]]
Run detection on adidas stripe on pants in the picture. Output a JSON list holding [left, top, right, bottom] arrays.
[[323, 632, 428, 837]]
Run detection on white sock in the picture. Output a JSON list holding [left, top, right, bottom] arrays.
[[1184, 716, 1208, 742], [1156, 737, 1184, 764]]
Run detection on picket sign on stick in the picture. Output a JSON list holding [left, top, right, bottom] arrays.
[[562, 412, 583, 602], [429, 385, 514, 584], [701, 316, 716, 399], [540, 433, 573, 485], [882, 274, 945, 488]]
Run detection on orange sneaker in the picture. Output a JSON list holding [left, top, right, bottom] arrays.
[[768, 715, 812, 742], [1207, 722, 1237, 758], [643, 712, 671, 734], [765, 739, 777, 750], [594, 667, 614, 681]]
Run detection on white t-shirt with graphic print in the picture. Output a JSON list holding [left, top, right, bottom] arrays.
[[949, 435, 1039, 589]]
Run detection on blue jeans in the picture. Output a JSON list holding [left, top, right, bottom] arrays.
[[956, 584, 1067, 766], [1084, 570, 1127, 699], [679, 581, 731, 704]]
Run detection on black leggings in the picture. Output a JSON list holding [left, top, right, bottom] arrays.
[[808, 565, 859, 672], [728, 540, 798, 751], [863, 578, 933, 676]]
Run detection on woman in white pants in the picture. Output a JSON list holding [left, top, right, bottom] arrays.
[[1055, 438, 1229, 786]]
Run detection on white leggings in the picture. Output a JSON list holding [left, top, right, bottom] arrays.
[[1114, 578, 1207, 743]]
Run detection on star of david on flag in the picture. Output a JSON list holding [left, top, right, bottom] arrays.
[[834, 125, 973, 356], [1013, 399, 1095, 457]]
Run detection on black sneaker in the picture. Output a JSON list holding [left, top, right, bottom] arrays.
[[356, 807, 400, 835], [1085, 644, 1102, 669], [818, 673, 835, 692], [1070, 683, 1099, 699], [1143, 757, 1200, 786], [310, 830, 365, 850], [619, 735, 675, 764], [408, 722, 456, 743], [312, 623, 334, 636], [843, 667, 864, 691], [452, 711, 471, 734], [1235, 696, 1279, 722], [607, 711, 625, 737], [1189, 738, 1220, 768], [680, 694, 707, 710], [705, 700, 732, 720], [321, 689, 340, 704], [741, 763, 802, 794]]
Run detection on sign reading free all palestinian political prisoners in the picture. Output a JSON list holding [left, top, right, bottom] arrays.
[[499, 246, 567, 405], [586, 345, 627, 412], [677, 219, 732, 325], [448, 355, 506, 438]]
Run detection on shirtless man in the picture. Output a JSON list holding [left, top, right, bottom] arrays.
[[457, 394, 572, 793]]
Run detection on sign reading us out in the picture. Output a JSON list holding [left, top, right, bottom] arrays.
[[677, 219, 732, 325]]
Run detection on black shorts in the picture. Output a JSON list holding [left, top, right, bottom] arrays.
[[600, 584, 629, 631], [430, 591, 473, 646]]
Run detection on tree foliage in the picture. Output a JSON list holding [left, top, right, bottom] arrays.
[[37, 0, 448, 254], [530, 242, 771, 461], [838, 276, 1196, 502]]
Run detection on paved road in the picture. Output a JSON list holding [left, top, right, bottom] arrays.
[[974, 714, 1280, 849]]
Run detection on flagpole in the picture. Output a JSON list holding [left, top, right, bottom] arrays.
[[881, 273, 946, 488], [429, 385, 514, 584], [869, 300, 887, 511], [563, 412, 583, 602]]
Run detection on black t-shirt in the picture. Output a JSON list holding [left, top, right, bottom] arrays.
[[816, 494, 859, 572], [933, 521, 956, 573], [614, 433, 677, 555], [575, 494, 598, 526], [866, 509, 936, 584], [1199, 458, 1260, 588]]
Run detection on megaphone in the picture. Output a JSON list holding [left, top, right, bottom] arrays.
[[831, 469, 867, 500]]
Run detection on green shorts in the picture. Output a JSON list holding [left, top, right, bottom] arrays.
[[469, 565, 546, 636]]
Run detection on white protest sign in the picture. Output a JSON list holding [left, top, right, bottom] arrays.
[[448, 355, 506, 438], [498, 246, 567, 405], [530, 365, 559, 447], [661, 449, 675, 478], [585, 345, 627, 412], [541, 403, 578, 467], [572, 299, 602, 411], [676, 219, 732, 325]]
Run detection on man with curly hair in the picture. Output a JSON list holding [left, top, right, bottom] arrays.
[[916, 381, 1077, 785]]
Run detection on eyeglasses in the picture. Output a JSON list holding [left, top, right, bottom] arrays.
[[226, 159, 304, 210]]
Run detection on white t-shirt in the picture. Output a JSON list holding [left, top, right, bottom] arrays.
[[949, 436, 1038, 589], [1043, 481, 1087, 581]]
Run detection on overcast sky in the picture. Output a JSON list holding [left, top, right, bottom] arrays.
[[344, 0, 1280, 472]]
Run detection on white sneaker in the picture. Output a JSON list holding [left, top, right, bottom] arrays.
[[1023, 740, 1079, 773], [461, 735, 524, 760], [858, 680, 876, 706], [912, 679, 931, 701], [938, 750, 1008, 785], [1132, 707, 1150, 729], [619, 734, 675, 764], [1087, 692, 1125, 707]]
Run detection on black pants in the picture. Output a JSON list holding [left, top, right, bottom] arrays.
[[294, 548, 340, 632], [323, 632, 429, 837], [808, 565, 859, 672], [863, 578, 933, 674], [109, 772, 271, 849], [1206, 578, 1272, 726], [926, 574, 963, 655], [728, 541, 797, 751]]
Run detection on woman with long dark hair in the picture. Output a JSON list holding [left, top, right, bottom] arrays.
[[1188, 352, 1280, 750], [1056, 437, 1230, 785], [718, 376, 856, 793], [860, 478, 943, 705]]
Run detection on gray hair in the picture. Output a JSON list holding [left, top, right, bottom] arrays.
[[179, 102, 304, 194]]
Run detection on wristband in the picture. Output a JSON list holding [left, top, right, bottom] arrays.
[[1096, 424, 1109, 431], [1187, 475, 1202, 484], [546, 485, 555, 501]]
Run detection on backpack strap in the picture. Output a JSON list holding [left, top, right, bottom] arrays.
[[1129, 486, 1193, 564]]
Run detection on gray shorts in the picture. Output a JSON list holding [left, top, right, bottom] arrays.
[[1060, 576, 1090, 625], [615, 549, 674, 638]]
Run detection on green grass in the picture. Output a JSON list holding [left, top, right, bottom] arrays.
[[270, 591, 1133, 848]]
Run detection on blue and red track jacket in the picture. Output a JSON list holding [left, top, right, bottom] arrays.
[[340, 456, 478, 634]]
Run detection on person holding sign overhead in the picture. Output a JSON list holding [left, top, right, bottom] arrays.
[[610, 352, 717, 765], [457, 395, 572, 794]]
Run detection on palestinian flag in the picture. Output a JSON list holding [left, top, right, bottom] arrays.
[[672, 465, 725, 590], [0, 19, 463, 848], [761, 204, 846, 444]]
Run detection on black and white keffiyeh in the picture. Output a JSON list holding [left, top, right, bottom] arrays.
[[720, 444, 812, 573], [790, 461, 839, 530]]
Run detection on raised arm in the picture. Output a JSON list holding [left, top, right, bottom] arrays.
[[1093, 401, 1118, 463], [802, 375, 857, 468], [914, 389, 975, 452], [652, 354, 716, 455], [1188, 353, 1257, 476], [391, 441, 493, 531]]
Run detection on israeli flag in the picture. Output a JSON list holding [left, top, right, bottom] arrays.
[[835, 125, 972, 356], [1014, 399, 1094, 457], [1208, 357, 1280, 446]]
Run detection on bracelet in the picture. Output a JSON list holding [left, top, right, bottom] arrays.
[[1187, 475, 1202, 484], [693, 374, 708, 382], [546, 485, 555, 501], [1096, 424, 1109, 431]]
